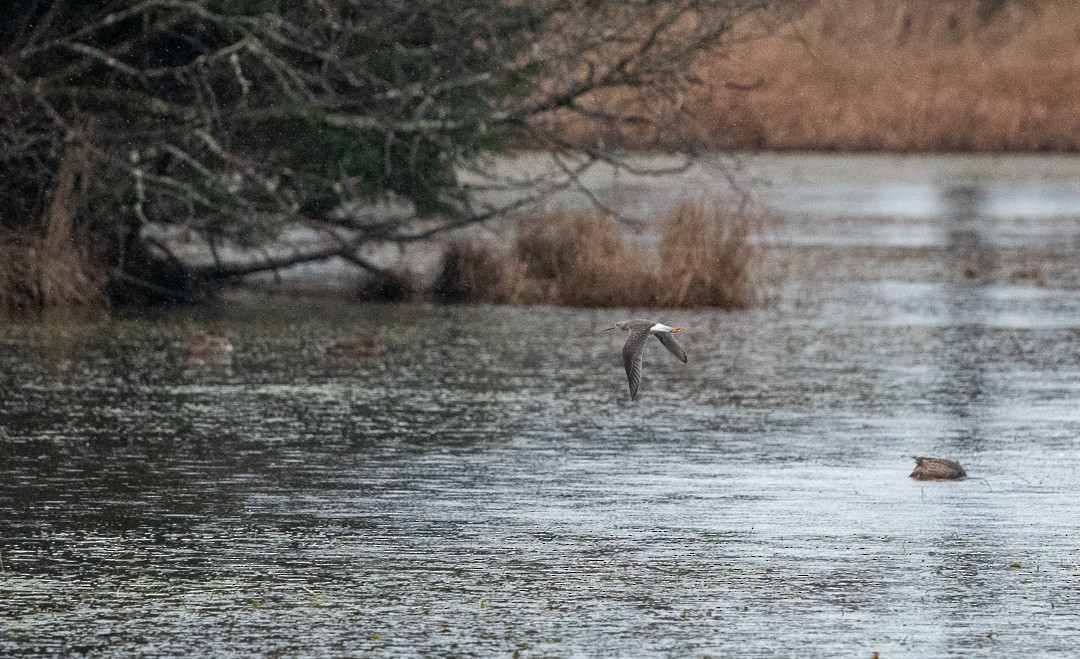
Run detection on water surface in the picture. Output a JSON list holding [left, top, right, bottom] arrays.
[[4, 156, 1080, 656]]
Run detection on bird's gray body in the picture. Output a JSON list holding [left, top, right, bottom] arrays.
[[605, 319, 687, 400]]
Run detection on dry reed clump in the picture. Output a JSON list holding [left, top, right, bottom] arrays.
[[656, 203, 759, 308], [0, 242, 35, 313], [534, 0, 1080, 152], [432, 203, 760, 308], [516, 213, 660, 307], [358, 268, 418, 302], [1, 146, 107, 314], [0, 235, 105, 314], [433, 241, 526, 304]]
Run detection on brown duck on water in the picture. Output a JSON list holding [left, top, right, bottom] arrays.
[[177, 328, 234, 361], [910, 456, 966, 481], [324, 337, 383, 360]]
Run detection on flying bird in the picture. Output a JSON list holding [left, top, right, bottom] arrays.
[[604, 320, 687, 400]]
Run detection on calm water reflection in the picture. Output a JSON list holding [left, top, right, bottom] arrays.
[[6, 179, 1080, 655]]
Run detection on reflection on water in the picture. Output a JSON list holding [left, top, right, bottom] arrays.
[[5, 171, 1080, 655], [942, 183, 999, 286], [943, 184, 988, 255], [941, 183, 992, 454]]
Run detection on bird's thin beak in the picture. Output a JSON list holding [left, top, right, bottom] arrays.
[[671, 327, 683, 333], [603, 326, 616, 331]]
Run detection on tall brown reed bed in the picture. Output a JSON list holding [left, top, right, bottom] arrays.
[[537, 0, 1080, 152], [0, 236, 106, 313], [0, 147, 106, 313], [434, 202, 761, 309]]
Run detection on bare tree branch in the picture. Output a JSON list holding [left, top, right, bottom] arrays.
[[1, 0, 779, 304]]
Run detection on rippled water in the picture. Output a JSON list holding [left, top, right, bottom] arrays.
[[5, 159, 1080, 656]]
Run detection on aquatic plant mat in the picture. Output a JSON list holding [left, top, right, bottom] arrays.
[[433, 202, 762, 309]]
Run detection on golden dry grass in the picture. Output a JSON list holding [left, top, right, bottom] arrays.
[[1, 146, 106, 313], [656, 202, 759, 307], [433, 202, 761, 308], [539, 0, 1080, 152]]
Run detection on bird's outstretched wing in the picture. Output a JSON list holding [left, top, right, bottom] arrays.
[[621, 327, 650, 400], [654, 331, 688, 363]]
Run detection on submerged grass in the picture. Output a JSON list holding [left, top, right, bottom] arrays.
[[434, 202, 761, 309]]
